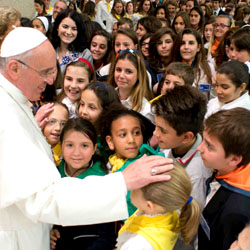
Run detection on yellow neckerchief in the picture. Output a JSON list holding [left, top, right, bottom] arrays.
[[52, 143, 62, 166], [109, 153, 127, 173], [106, 1, 111, 12], [115, 14, 121, 20], [119, 209, 179, 250], [149, 94, 163, 104], [46, 5, 53, 14]]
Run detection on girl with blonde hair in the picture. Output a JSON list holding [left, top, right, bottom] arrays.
[[117, 161, 201, 250], [108, 49, 154, 122]]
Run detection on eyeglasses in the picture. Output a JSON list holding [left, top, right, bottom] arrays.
[[16, 60, 57, 81], [48, 118, 67, 127], [213, 23, 230, 29]]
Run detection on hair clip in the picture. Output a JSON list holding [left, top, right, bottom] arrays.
[[78, 58, 93, 72], [186, 196, 193, 204], [116, 49, 140, 61], [95, 82, 108, 91]]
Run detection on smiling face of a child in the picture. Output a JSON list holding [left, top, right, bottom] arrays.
[[106, 115, 143, 159], [43, 104, 69, 147]]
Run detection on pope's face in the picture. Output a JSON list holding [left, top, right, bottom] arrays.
[[17, 40, 57, 101]]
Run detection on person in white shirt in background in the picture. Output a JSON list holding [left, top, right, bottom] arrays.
[[94, 0, 113, 29]]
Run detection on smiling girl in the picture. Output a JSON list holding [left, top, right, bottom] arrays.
[[108, 49, 154, 122], [57, 58, 95, 118], [169, 28, 215, 97], [78, 82, 120, 132], [42, 102, 69, 166], [98, 29, 139, 79], [89, 30, 112, 78], [50, 118, 117, 250], [52, 9, 92, 75], [205, 60, 250, 119], [99, 105, 156, 215]]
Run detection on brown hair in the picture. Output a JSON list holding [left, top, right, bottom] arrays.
[[108, 50, 153, 111], [168, 28, 212, 86], [157, 62, 195, 94], [213, 27, 239, 69], [165, 0, 178, 8], [205, 108, 250, 166], [142, 161, 201, 243], [148, 27, 176, 71], [57, 59, 96, 102], [112, 28, 139, 56], [117, 18, 133, 29], [172, 11, 192, 34], [111, 0, 125, 19], [152, 85, 207, 135], [137, 16, 162, 33]]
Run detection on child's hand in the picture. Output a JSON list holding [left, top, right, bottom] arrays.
[[153, 82, 159, 94], [50, 229, 60, 249], [35, 103, 54, 129]]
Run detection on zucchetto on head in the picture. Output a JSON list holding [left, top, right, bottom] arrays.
[[0, 27, 47, 58]]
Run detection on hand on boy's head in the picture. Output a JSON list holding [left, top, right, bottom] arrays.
[[35, 103, 54, 129], [122, 154, 173, 190]]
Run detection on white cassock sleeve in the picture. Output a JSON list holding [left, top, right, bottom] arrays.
[[0, 74, 128, 250]]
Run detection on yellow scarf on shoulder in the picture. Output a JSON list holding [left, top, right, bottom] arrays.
[[119, 209, 179, 250], [109, 154, 127, 173], [53, 143, 62, 167]]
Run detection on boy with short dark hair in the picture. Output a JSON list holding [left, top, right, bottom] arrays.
[[159, 62, 194, 94], [117, 18, 133, 30], [152, 85, 210, 209], [151, 62, 194, 103], [198, 108, 250, 250]]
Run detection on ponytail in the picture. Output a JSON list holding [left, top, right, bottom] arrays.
[[141, 162, 201, 244], [179, 199, 201, 243]]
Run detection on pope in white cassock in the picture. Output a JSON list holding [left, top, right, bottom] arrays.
[[0, 28, 173, 250]]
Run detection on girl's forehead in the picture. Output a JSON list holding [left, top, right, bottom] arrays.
[[64, 130, 91, 141], [182, 33, 197, 41], [81, 89, 102, 104], [112, 114, 141, 126], [116, 34, 134, 43], [49, 104, 69, 117], [116, 57, 137, 67]]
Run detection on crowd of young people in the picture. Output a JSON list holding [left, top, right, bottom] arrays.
[[1, 0, 250, 249]]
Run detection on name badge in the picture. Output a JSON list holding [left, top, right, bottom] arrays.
[[198, 84, 211, 92]]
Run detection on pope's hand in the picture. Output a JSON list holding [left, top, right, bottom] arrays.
[[122, 154, 173, 190], [35, 103, 54, 129]]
